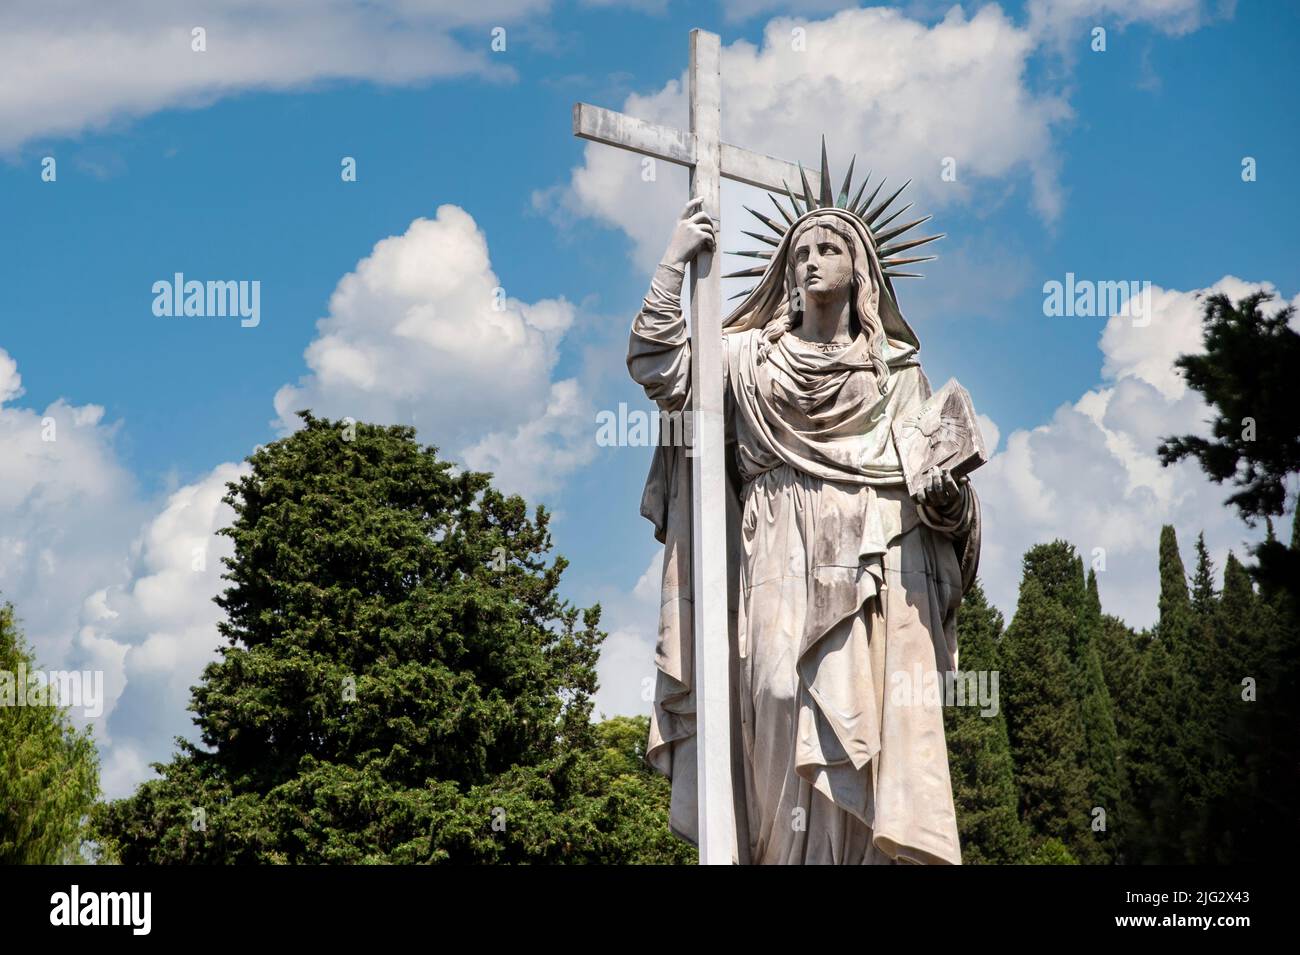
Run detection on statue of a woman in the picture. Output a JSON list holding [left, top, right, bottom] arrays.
[[628, 167, 980, 865]]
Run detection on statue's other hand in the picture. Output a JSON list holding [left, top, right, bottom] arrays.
[[661, 196, 716, 267], [913, 466, 964, 512]]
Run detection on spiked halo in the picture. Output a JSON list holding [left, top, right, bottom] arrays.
[[723, 136, 944, 304]]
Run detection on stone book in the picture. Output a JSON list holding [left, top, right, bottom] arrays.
[[891, 378, 988, 498]]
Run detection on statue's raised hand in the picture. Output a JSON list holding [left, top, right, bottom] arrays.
[[661, 196, 716, 267]]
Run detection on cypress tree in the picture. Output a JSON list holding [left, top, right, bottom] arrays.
[[1183, 533, 1235, 863], [1256, 522, 1300, 862], [1001, 544, 1098, 862], [1190, 533, 1218, 618], [1219, 554, 1260, 680], [1212, 545, 1300, 863], [1004, 543, 1119, 863], [1124, 625, 1184, 863], [1093, 609, 1144, 861], [1078, 568, 1123, 860], [1155, 526, 1216, 862], [944, 582, 1029, 864], [1212, 553, 1268, 862]]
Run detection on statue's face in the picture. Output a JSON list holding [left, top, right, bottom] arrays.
[[793, 224, 854, 301]]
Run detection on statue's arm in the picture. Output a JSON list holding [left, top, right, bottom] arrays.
[[627, 261, 691, 411], [626, 197, 717, 412]]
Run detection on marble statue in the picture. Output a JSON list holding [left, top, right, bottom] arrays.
[[627, 155, 982, 865]]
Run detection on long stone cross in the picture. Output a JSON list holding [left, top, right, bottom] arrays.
[[573, 28, 822, 865]]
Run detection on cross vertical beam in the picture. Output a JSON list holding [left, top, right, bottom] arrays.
[[575, 26, 828, 866], [685, 28, 735, 866]]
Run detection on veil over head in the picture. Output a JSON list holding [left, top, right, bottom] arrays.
[[722, 206, 921, 369]]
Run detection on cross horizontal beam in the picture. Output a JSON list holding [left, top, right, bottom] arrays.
[[573, 102, 823, 196]]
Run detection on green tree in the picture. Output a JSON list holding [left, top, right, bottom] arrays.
[[1181, 533, 1237, 864], [1155, 290, 1300, 858], [1155, 526, 1215, 862], [1093, 609, 1144, 861], [1201, 552, 1256, 863], [1207, 546, 1300, 864], [1000, 544, 1099, 863], [1025, 838, 1079, 865], [1157, 291, 1298, 522], [1157, 291, 1300, 597], [1077, 568, 1122, 860], [998, 543, 1118, 863], [944, 582, 1029, 864], [0, 603, 100, 863], [1122, 625, 1180, 863], [1218, 553, 1262, 690], [1190, 533, 1218, 619], [92, 413, 688, 864]]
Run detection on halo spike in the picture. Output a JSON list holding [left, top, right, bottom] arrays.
[[818, 137, 833, 208], [864, 179, 911, 226], [768, 192, 795, 227], [880, 255, 936, 267], [882, 270, 924, 279], [744, 205, 787, 237], [798, 163, 816, 210], [878, 233, 945, 257], [728, 249, 773, 259], [853, 178, 887, 218], [723, 265, 769, 279], [743, 229, 781, 248], [728, 287, 756, 301], [872, 202, 913, 233], [836, 154, 857, 208], [846, 173, 870, 215], [781, 180, 806, 220], [874, 214, 932, 247]]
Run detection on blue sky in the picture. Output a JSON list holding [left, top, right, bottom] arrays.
[[1, 0, 1297, 796]]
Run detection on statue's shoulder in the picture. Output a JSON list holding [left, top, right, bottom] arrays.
[[723, 326, 763, 358], [887, 358, 928, 390]]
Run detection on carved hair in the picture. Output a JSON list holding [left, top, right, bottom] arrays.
[[761, 214, 892, 393]]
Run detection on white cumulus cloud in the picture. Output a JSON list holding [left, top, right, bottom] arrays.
[[0, 370, 146, 671], [78, 462, 249, 797], [544, 2, 1232, 274], [0, 351, 247, 797], [544, 4, 1074, 273], [0, 0, 554, 154], [274, 205, 596, 498], [978, 276, 1298, 629], [0, 0, 684, 155]]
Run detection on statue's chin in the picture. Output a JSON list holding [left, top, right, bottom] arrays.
[[804, 286, 850, 305]]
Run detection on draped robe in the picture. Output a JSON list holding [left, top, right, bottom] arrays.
[[628, 259, 980, 866]]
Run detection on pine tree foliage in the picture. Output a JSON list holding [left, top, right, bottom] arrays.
[[92, 414, 692, 864]]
